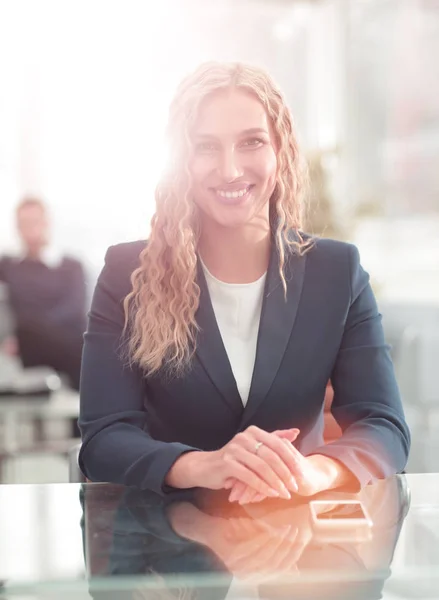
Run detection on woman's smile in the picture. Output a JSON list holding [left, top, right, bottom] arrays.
[[211, 184, 255, 205]]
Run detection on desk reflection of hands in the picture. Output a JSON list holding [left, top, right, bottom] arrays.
[[83, 477, 409, 600], [168, 500, 315, 579]]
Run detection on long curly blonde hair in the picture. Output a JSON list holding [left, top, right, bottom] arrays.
[[123, 61, 312, 377]]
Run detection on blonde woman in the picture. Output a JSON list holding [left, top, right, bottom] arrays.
[[79, 62, 410, 504]]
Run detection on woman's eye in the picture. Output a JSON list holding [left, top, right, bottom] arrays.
[[241, 138, 265, 148], [195, 142, 218, 154]]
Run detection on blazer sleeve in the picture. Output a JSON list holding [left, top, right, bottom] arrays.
[[311, 244, 411, 487], [78, 245, 199, 494]]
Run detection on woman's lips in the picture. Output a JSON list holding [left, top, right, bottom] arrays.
[[211, 184, 254, 204]]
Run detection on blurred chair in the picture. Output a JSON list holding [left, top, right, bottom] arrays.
[[0, 283, 14, 343], [381, 302, 439, 472], [380, 302, 439, 407], [381, 302, 439, 362], [68, 442, 85, 483]]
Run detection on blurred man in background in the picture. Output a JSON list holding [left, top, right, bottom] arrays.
[[0, 198, 86, 411]]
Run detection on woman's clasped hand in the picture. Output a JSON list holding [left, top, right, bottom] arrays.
[[167, 425, 340, 503]]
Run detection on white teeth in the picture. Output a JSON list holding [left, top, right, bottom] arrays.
[[216, 186, 250, 199]]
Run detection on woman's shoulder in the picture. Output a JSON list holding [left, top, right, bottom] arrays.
[[297, 234, 365, 292], [300, 235, 367, 295], [98, 240, 147, 298], [104, 240, 147, 271], [300, 233, 360, 267]]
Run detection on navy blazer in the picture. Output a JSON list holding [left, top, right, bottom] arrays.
[[79, 236, 410, 494]]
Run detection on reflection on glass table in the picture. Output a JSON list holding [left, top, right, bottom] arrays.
[[1, 474, 439, 599]]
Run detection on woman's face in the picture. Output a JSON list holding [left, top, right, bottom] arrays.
[[189, 89, 278, 230]]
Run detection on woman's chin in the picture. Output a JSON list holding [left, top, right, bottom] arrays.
[[212, 212, 258, 230]]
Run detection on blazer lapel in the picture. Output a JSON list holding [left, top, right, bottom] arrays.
[[194, 259, 243, 416], [240, 239, 307, 427]]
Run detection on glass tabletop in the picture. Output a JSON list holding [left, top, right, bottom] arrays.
[[0, 473, 438, 599]]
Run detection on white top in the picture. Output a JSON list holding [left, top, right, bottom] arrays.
[[201, 259, 266, 406]]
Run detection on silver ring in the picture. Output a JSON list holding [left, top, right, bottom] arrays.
[[254, 441, 263, 455]]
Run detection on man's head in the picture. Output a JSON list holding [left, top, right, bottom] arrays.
[[16, 197, 50, 254]]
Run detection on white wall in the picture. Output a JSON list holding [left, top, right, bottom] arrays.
[[0, 0, 342, 275]]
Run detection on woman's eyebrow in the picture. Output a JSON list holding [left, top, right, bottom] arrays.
[[194, 127, 269, 139], [193, 133, 219, 139], [240, 127, 269, 136]]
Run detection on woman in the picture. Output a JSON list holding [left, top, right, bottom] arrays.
[[79, 62, 410, 504]]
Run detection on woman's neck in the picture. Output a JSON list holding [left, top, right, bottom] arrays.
[[198, 222, 271, 284]]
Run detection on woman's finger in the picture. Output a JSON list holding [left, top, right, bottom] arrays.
[[250, 492, 266, 503], [240, 436, 300, 493], [282, 439, 306, 478], [223, 456, 282, 498], [272, 428, 300, 442], [244, 428, 304, 490], [238, 486, 260, 505], [229, 480, 265, 504], [229, 480, 246, 502], [230, 445, 291, 498], [224, 478, 236, 490]]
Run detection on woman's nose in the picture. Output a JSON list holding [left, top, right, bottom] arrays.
[[218, 148, 243, 182]]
